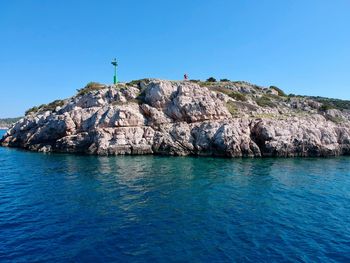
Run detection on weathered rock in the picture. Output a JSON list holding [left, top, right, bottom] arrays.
[[2, 79, 350, 157]]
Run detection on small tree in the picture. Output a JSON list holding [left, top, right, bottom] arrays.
[[25, 106, 39, 116], [220, 78, 230, 82], [206, 77, 216, 82], [77, 82, 105, 96], [320, 103, 333, 111], [269, 86, 286, 97]]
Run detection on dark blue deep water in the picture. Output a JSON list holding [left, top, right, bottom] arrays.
[[1, 130, 350, 262]]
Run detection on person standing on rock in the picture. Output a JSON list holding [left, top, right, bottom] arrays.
[[184, 73, 188, 81]]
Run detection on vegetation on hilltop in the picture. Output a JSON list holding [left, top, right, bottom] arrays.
[[126, 79, 151, 87], [210, 86, 248, 101], [225, 101, 237, 116], [310, 96, 350, 111], [206, 77, 217, 82], [270, 86, 287, 97], [77, 82, 106, 96], [255, 95, 276, 108], [25, 100, 65, 116]]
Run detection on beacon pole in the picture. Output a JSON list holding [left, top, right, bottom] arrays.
[[111, 58, 118, 84]]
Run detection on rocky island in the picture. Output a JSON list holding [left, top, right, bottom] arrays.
[[2, 79, 350, 157]]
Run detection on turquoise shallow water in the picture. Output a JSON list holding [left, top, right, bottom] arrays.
[[0, 130, 350, 262]]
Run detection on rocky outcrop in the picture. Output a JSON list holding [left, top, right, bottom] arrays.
[[2, 79, 350, 157]]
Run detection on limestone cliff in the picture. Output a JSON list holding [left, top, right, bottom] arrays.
[[2, 79, 350, 157]]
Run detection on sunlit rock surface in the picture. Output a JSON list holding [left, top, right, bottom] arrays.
[[2, 79, 350, 157]]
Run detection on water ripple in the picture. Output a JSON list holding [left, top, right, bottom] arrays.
[[1, 136, 350, 261]]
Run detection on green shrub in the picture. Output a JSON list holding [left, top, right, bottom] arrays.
[[319, 103, 333, 111], [225, 101, 237, 116], [114, 83, 126, 89], [198, 81, 215, 87], [25, 106, 39, 115], [206, 77, 217, 82], [77, 82, 105, 96], [210, 86, 231, 95], [327, 116, 343, 124], [189, 79, 200, 83], [310, 96, 350, 111], [42, 100, 65, 111], [228, 92, 247, 102], [25, 100, 65, 116], [126, 79, 151, 87], [256, 95, 276, 107], [127, 80, 141, 86], [209, 86, 247, 101], [269, 86, 286, 96], [220, 78, 230, 82]]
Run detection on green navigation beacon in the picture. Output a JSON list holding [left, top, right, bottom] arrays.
[[111, 58, 118, 84]]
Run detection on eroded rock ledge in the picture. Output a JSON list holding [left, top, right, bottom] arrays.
[[2, 79, 350, 157]]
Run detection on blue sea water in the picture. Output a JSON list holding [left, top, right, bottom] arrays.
[[0, 130, 350, 262]]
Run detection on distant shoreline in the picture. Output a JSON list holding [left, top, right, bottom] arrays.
[[0, 117, 21, 131]]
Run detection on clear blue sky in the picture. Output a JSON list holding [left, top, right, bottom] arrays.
[[1, 0, 349, 117]]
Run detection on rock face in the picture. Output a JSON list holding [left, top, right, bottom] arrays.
[[2, 79, 350, 157]]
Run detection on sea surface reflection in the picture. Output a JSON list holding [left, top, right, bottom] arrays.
[[0, 139, 350, 262]]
